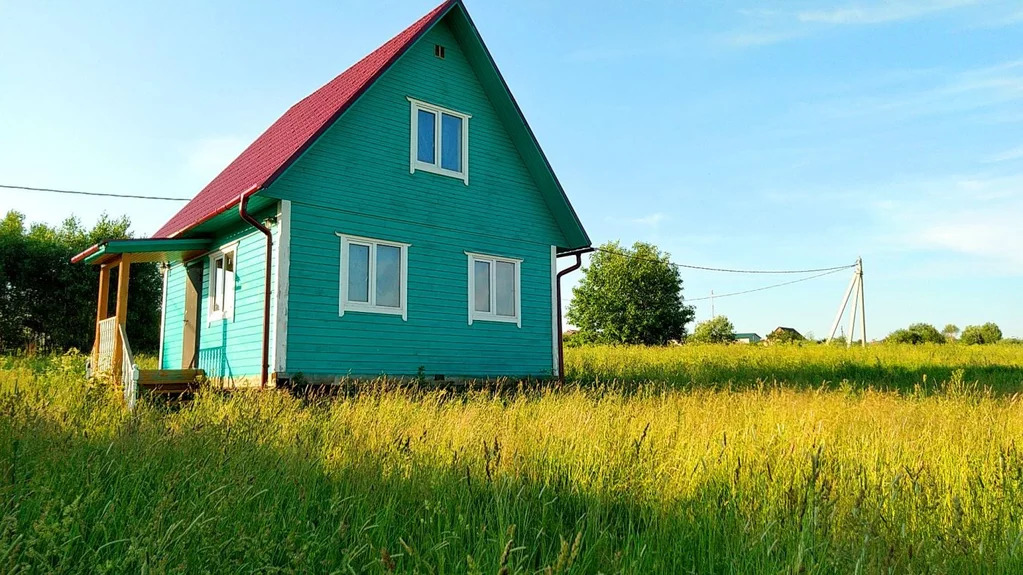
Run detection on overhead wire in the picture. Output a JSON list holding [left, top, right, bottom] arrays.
[[5, 182, 854, 302], [584, 246, 856, 302], [685, 267, 851, 301], [591, 245, 855, 275], [0, 184, 190, 202]]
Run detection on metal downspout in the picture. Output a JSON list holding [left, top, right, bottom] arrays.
[[555, 247, 594, 382], [238, 185, 272, 388]]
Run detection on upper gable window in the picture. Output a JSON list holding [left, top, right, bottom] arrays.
[[408, 97, 470, 185]]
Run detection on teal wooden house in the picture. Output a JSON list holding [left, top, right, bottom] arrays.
[[74, 0, 591, 388]]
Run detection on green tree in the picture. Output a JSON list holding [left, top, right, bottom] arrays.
[[942, 324, 960, 341], [960, 323, 1003, 345], [689, 315, 736, 344], [567, 241, 695, 345], [884, 323, 945, 344], [0, 211, 162, 353]]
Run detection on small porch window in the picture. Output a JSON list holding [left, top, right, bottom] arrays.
[[408, 97, 470, 184], [208, 245, 237, 322]]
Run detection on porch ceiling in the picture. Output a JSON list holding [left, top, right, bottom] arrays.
[[72, 238, 213, 266]]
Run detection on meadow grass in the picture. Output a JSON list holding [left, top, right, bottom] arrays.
[[566, 342, 1023, 392], [2, 346, 1023, 573]]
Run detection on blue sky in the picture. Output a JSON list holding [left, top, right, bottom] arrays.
[[2, 0, 1022, 339]]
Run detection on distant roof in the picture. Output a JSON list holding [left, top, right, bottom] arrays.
[[153, 0, 455, 238], [734, 333, 761, 339]]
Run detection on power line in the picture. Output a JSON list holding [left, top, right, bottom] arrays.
[[591, 245, 855, 274], [0, 184, 190, 202], [686, 267, 850, 302]]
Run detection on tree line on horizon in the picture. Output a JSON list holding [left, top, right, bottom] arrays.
[[0, 210, 161, 354], [565, 241, 1013, 347]]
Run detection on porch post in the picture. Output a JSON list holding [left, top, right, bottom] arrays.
[[111, 258, 131, 381], [92, 265, 111, 366]]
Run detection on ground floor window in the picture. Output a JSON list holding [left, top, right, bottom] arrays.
[[466, 251, 521, 327], [337, 233, 409, 320]]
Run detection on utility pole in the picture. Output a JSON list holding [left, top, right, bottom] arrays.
[[710, 290, 715, 319], [826, 258, 866, 347]]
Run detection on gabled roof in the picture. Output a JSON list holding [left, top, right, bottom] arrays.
[[153, 0, 455, 238], [154, 0, 590, 248]]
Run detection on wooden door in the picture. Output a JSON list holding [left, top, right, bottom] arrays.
[[181, 262, 203, 369]]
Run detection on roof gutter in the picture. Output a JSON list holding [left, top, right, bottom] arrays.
[[70, 242, 105, 264], [555, 246, 594, 381], [238, 185, 272, 388]]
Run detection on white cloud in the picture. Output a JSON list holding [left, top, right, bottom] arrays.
[[870, 173, 1023, 271], [798, 0, 980, 25], [563, 46, 647, 64], [985, 146, 1023, 163], [973, 8, 1023, 27], [629, 212, 668, 227], [802, 59, 1023, 122], [604, 212, 670, 228], [722, 30, 805, 47], [185, 136, 249, 181], [725, 0, 989, 48]]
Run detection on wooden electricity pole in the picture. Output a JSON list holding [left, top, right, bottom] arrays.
[[826, 258, 866, 347]]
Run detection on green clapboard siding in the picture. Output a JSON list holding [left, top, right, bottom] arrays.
[[159, 212, 279, 382], [265, 19, 565, 378], [195, 222, 276, 382], [160, 264, 185, 370]]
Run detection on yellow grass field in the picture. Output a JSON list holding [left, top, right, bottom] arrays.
[[2, 344, 1023, 573]]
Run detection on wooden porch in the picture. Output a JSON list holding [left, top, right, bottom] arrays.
[[75, 239, 212, 408]]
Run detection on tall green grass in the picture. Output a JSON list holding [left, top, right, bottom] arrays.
[[2, 348, 1023, 573]]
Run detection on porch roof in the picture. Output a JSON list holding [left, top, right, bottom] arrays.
[[71, 238, 213, 266]]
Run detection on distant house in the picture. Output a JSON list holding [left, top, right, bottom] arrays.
[[73, 0, 591, 387], [767, 327, 804, 343], [734, 333, 761, 344]]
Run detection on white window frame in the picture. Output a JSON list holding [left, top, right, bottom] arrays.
[[466, 251, 522, 327], [408, 96, 471, 185], [207, 243, 238, 323], [337, 233, 410, 321]]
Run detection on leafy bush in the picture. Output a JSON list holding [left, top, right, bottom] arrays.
[[885, 323, 945, 345], [961, 323, 1003, 345], [689, 315, 736, 344]]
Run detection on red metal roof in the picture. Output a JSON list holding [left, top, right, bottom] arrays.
[[153, 0, 456, 238]]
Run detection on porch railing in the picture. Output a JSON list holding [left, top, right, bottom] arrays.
[[95, 316, 118, 375], [118, 323, 140, 410]]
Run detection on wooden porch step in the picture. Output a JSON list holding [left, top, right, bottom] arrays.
[[137, 369, 204, 395]]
